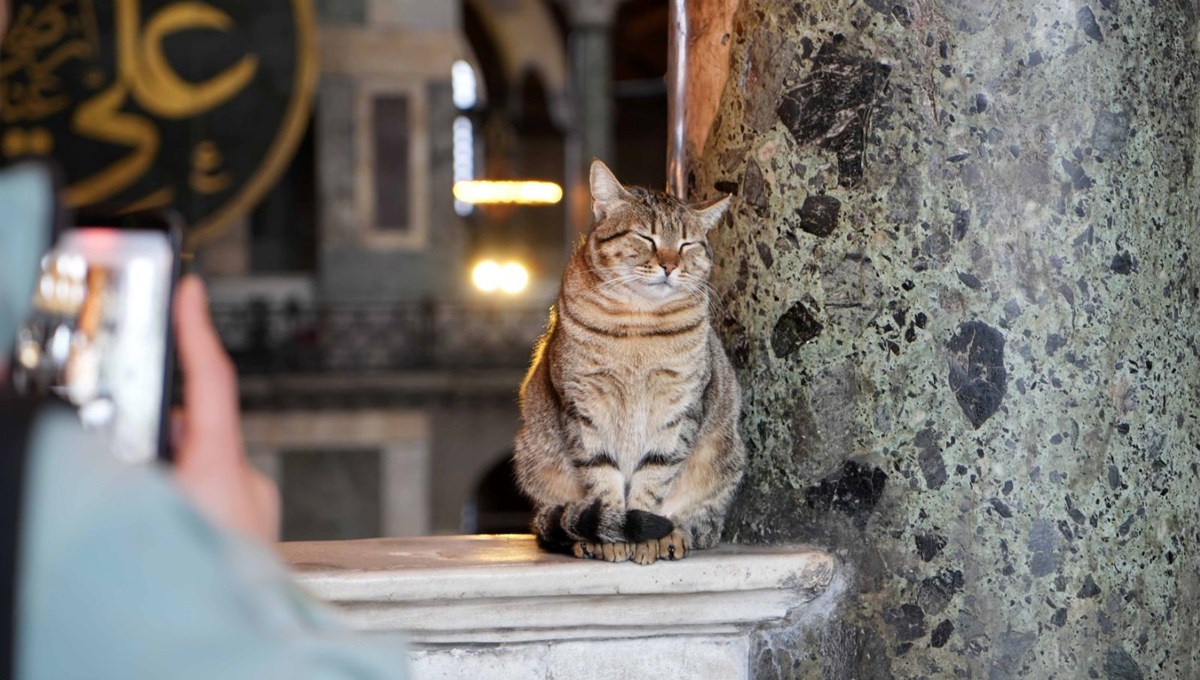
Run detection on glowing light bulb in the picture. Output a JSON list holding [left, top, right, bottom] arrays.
[[472, 260, 502, 293], [499, 262, 529, 294]]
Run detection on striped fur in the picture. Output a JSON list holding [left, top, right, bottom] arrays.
[[514, 161, 745, 564]]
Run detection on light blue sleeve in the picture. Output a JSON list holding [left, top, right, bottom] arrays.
[[17, 410, 411, 680]]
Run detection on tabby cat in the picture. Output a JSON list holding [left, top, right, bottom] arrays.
[[514, 160, 745, 565]]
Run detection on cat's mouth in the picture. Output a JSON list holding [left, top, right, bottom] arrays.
[[640, 277, 679, 295]]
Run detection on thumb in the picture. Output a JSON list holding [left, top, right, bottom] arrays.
[[173, 275, 240, 454]]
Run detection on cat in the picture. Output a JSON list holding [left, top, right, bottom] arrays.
[[514, 160, 745, 565]]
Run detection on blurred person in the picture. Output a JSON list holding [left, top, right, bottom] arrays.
[[0, 163, 411, 678]]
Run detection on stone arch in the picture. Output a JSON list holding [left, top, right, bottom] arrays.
[[464, 0, 569, 127], [459, 450, 533, 534]]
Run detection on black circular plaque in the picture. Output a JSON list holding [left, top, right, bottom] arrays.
[[0, 0, 316, 245]]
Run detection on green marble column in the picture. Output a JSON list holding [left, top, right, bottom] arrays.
[[690, 0, 1200, 677]]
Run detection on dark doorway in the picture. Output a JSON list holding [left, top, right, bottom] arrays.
[[461, 453, 534, 534]]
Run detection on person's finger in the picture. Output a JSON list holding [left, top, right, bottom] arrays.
[[170, 276, 274, 543], [248, 469, 281, 542], [173, 276, 239, 444]]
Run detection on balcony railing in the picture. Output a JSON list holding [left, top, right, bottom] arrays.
[[210, 300, 548, 374]]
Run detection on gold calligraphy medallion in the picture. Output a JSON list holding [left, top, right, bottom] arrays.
[[0, 0, 316, 247]]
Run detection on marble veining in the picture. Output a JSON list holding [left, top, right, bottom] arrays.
[[691, 0, 1200, 677]]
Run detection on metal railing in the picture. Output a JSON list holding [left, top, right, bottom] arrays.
[[210, 300, 548, 374]]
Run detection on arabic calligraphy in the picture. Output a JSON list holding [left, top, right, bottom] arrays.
[[0, 0, 315, 246], [118, 1, 258, 119], [189, 140, 230, 194], [2, 126, 53, 155], [0, 0, 99, 123], [0, 0, 258, 206], [64, 79, 160, 206]]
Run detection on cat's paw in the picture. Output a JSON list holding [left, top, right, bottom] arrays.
[[631, 540, 659, 565], [657, 529, 691, 561], [630, 530, 690, 565], [572, 541, 632, 562]]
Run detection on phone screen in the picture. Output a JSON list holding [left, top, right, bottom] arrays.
[[14, 227, 177, 464]]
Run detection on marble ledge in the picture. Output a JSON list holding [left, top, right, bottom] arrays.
[[280, 534, 838, 646]]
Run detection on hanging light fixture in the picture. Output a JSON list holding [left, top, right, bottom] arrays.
[[471, 260, 530, 295], [453, 180, 563, 206]]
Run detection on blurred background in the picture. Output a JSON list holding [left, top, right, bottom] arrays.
[[0, 0, 671, 540]]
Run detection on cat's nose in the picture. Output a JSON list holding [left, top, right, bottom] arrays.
[[661, 261, 678, 275]]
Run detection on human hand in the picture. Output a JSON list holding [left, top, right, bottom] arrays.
[[171, 275, 279, 543]]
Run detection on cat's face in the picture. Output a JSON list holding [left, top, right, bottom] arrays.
[[585, 161, 729, 302]]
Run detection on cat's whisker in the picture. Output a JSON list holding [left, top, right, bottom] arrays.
[[678, 275, 728, 319], [589, 265, 629, 276], [597, 274, 645, 290]]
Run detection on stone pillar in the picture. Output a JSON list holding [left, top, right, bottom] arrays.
[[313, 9, 468, 303], [689, 0, 1200, 677], [666, 0, 738, 199], [559, 0, 622, 247]]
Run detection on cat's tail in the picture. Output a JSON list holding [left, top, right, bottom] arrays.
[[532, 500, 673, 552]]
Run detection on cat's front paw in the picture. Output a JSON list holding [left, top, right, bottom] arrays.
[[658, 529, 690, 561], [572, 541, 632, 562], [630, 530, 690, 565]]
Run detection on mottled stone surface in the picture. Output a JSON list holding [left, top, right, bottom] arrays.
[[691, 0, 1200, 677]]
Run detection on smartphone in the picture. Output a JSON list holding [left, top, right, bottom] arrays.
[[13, 211, 182, 464]]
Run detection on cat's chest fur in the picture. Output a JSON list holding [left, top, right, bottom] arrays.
[[558, 332, 710, 472]]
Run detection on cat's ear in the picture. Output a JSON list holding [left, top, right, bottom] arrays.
[[691, 194, 732, 234], [590, 159, 629, 221]]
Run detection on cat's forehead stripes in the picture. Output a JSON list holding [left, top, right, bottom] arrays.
[[620, 187, 693, 242]]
